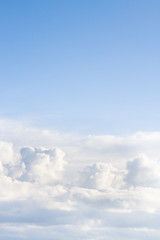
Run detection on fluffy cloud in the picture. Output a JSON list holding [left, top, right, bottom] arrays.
[[1, 120, 160, 239], [125, 154, 160, 188], [20, 147, 66, 184], [79, 162, 124, 190]]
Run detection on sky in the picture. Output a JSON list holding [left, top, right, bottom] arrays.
[[1, 0, 160, 133], [1, 1, 160, 240]]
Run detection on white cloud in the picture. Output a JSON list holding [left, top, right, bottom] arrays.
[[0, 141, 14, 165], [125, 154, 160, 188], [79, 162, 124, 190], [20, 147, 66, 184], [1, 119, 160, 239]]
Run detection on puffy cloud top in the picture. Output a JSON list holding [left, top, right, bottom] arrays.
[[1, 126, 160, 239], [125, 154, 160, 188], [79, 162, 124, 190], [20, 147, 66, 184]]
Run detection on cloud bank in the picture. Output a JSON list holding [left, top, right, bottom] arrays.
[[1, 119, 160, 239]]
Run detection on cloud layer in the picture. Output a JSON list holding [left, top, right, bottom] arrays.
[[1, 120, 160, 239]]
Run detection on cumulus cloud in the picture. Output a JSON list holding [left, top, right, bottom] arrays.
[[1, 120, 160, 239], [125, 154, 160, 188], [79, 162, 124, 190], [20, 147, 66, 184], [0, 141, 15, 165]]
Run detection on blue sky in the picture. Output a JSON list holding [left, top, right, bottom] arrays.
[[1, 0, 160, 134], [1, 2, 160, 240]]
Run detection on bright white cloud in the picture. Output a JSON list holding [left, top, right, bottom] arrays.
[[1, 119, 160, 239], [20, 147, 66, 184], [125, 154, 160, 188], [79, 162, 124, 190]]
